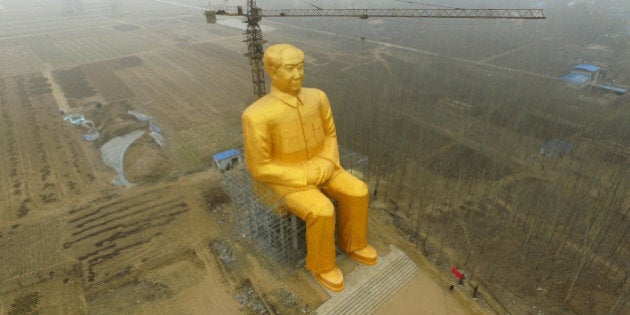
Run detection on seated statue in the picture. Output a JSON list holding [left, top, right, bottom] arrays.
[[241, 44, 377, 292]]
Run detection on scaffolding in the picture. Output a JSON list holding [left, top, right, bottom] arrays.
[[222, 148, 368, 267]]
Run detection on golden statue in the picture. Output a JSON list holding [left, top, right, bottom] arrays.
[[242, 44, 377, 292]]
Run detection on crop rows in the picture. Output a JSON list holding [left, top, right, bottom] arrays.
[[63, 186, 191, 294], [0, 219, 69, 294], [0, 74, 102, 222], [81, 63, 135, 102], [0, 77, 38, 220], [0, 45, 43, 77]]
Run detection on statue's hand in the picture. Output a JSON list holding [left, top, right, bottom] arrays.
[[316, 157, 335, 183], [306, 157, 335, 185], [306, 161, 321, 185]]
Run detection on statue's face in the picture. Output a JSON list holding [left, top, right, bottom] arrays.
[[271, 49, 304, 94]]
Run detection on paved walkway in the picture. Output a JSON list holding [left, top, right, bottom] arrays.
[[317, 245, 473, 315]]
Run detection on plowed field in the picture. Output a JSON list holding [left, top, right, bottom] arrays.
[[7, 0, 623, 314]]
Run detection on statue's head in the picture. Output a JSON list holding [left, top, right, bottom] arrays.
[[264, 44, 304, 95]]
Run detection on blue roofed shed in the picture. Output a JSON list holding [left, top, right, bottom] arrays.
[[540, 139, 573, 159], [574, 64, 600, 72], [213, 148, 242, 171], [560, 64, 602, 88], [560, 72, 591, 87], [594, 83, 628, 95]]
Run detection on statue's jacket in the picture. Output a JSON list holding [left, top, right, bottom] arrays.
[[242, 87, 342, 213]]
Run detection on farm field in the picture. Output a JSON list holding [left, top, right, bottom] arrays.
[[1, 0, 629, 314], [1, 1, 477, 314]]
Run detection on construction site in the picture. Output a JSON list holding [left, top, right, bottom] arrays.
[[0, 0, 629, 314]]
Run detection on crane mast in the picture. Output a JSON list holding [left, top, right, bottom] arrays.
[[244, 0, 266, 97], [204, 5, 545, 98]]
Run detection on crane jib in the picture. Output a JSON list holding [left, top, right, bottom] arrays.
[[262, 9, 545, 19], [204, 4, 546, 97]]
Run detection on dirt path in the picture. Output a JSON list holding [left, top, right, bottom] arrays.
[[43, 63, 71, 112], [373, 46, 392, 75], [375, 271, 468, 315]]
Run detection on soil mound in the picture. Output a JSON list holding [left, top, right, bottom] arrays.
[[124, 135, 173, 184], [81, 101, 146, 145]]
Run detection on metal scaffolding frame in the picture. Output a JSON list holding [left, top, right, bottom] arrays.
[[222, 148, 368, 267], [223, 166, 306, 266]]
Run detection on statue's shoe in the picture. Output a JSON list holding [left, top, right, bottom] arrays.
[[347, 245, 378, 266], [314, 266, 344, 292]]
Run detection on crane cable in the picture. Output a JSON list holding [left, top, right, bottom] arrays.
[[299, 0, 323, 10], [392, 0, 456, 9]]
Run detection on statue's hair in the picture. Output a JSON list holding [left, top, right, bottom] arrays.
[[263, 44, 304, 74]]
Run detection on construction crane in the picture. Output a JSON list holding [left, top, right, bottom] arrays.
[[204, 1, 545, 98]]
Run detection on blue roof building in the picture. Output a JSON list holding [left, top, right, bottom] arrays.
[[594, 83, 628, 95], [560, 64, 602, 88], [560, 72, 592, 87], [540, 139, 573, 159], [213, 148, 242, 171], [213, 148, 240, 161], [573, 64, 600, 73], [560, 63, 627, 94]]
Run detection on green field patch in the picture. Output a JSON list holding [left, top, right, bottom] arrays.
[[175, 146, 204, 170]]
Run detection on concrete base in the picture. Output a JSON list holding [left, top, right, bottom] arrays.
[[317, 245, 419, 315]]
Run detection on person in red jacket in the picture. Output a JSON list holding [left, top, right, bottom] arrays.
[[451, 266, 465, 286]]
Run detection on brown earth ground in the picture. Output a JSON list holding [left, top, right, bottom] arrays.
[[1, 1, 628, 314], [0, 1, 487, 314]]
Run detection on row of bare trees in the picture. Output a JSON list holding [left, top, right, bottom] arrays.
[[308, 32, 629, 311]]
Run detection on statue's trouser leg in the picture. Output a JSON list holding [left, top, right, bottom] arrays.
[[284, 189, 336, 275], [321, 170, 369, 254]]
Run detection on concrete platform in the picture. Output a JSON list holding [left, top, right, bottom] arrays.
[[317, 245, 419, 315]]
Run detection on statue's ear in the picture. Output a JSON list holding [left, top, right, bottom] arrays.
[[268, 66, 277, 80]]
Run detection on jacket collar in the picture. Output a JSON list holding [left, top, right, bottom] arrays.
[[269, 86, 305, 108]]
